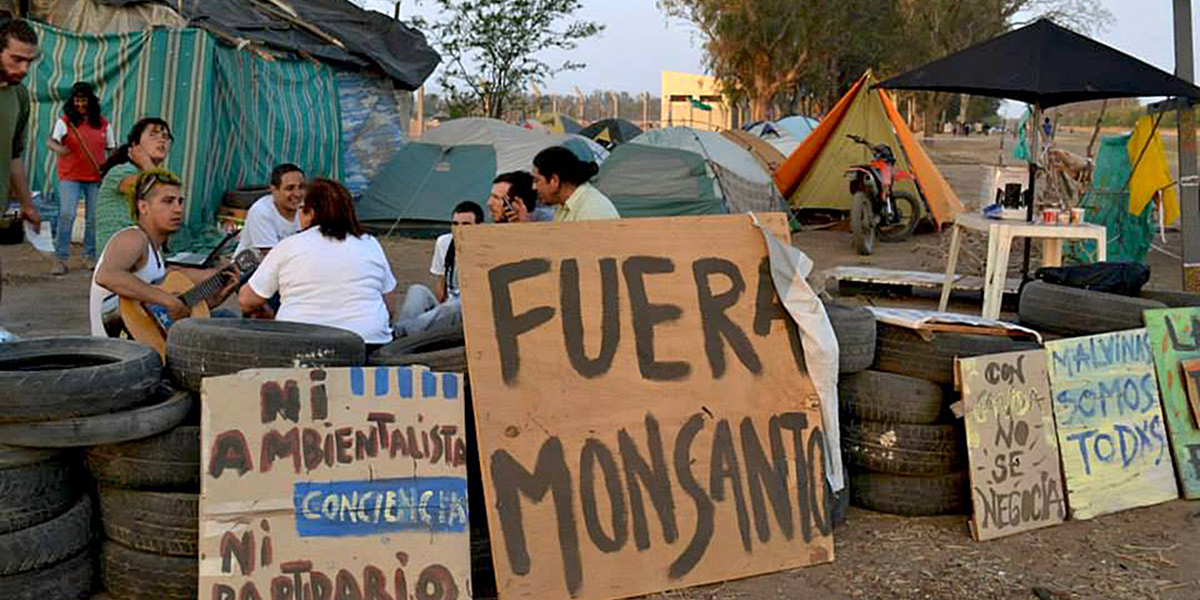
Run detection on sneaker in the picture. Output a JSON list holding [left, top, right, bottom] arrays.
[[83, 257, 96, 271], [50, 260, 68, 276]]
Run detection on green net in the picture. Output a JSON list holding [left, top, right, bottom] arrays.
[[1012, 108, 1032, 162], [1065, 134, 1153, 264]]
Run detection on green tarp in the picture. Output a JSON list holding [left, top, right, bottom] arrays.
[[22, 22, 342, 250], [1067, 134, 1152, 264], [594, 143, 725, 217], [357, 142, 496, 232]]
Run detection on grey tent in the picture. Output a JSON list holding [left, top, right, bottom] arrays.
[[357, 142, 496, 233], [593, 144, 726, 217]]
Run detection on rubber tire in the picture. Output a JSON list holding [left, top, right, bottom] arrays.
[[1019, 280, 1165, 336], [1140, 289, 1200, 308], [824, 301, 876, 375], [0, 337, 162, 424], [873, 323, 1042, 386], [86, 425, 200, 492], [222, 188, 269, 210], [370, 346, 468, 372], [840, 370, 949, 424], [167, 319, 366, 392], [850, 471, 967, 516], [841, 419, 965, 475], [382, 327, 465, 355], [98, 488, 197, 557], [851, 192, 876, 256], [0, 457, 79, 534], [0, 445, 61, 469], [0, 388, 191, 448], [878, 190, 922, 242], [0, 494, 92, 576], [0, 550, 93, 600], [101, 540, 197, 600]]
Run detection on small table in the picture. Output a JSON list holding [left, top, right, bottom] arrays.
[[938, 212, 1107, 320]]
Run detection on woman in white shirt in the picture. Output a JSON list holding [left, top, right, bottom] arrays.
[[239, 178, 397, 346]]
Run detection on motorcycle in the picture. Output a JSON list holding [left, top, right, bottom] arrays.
[[843, 134, 923, 255]]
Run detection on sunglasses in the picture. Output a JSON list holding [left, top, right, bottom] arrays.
[[135, 173, 180, 202]]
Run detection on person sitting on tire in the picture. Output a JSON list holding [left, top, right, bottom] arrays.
[[393, 201, 480, 338], [91, 169, 239, 337], [239, 178, 396, 348]]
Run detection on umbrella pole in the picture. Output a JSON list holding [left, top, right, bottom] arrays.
[[1021, 103, 1042, 283]]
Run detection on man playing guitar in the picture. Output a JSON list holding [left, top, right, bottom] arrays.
[[90, 169, 239, 338]]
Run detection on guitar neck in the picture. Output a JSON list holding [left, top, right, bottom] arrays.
[[179, 268, 231, 308]]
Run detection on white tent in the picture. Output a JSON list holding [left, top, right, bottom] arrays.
[[420, 117, 607, 174], [629, 127, 785, 214], [745, 116, 820, 157]]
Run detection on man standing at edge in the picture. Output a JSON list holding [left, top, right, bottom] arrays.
[[0, 18, 42, 234]]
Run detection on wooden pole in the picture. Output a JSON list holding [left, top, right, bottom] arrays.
[[1020, 103, 1042, 282]]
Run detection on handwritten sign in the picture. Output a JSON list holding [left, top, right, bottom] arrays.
[[1144, 308, 1200, 499], [958, 350, 1065, 540], [200, 367, 470, 600], [457, 215, 833, 600], [1046, 329, 1178, 519]]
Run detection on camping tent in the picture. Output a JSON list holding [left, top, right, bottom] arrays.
[[745, 115, 819, 157], [593, 144, 725, 217], [720, 129, 787, 175], [775, 73, 963, 226], [533, 112, 583, 134], [421, 118, 607, 173], [631, 127, 785, 213], [357, 143, 496, 231], [579, 118, 643, 149]]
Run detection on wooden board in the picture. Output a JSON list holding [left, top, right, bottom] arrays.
[[199, 367, 471, 600], [457, 214, 834, 600], [825, 266, 1023, 294], [1143, 308, 1200, 499], [958, 350, 1066, 540], [1045, 329, 1179, 519]]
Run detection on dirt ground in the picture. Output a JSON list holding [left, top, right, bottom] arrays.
[[5, 131, 1198, 600]]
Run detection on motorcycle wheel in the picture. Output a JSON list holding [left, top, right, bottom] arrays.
[[878, 190, 923, 243], [851, 192, 876, 256]]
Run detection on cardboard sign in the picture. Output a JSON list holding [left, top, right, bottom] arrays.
[[1045, 329, 1178, 519], [200, 367, 471, 600], [1181, 359, 1200, 429], [958, 350, 1065, 540], [457, 215, 833, 600], [1144, 308, 1200, 499]]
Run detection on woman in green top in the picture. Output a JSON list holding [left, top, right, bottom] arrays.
[[96, 117, 173, 254]]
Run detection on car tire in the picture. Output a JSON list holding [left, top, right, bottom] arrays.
[[840, 370, 949, 424], [1019, 280, 1165, 335], [86, 425, 200, 492]]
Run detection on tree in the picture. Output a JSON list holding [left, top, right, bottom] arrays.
[[410, 0, 602, 119]]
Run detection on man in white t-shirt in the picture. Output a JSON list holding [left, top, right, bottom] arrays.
[[235, 163, 304, 257], [394, 201, 482, 337]]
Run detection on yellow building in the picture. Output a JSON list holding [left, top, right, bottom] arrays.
[[660, 71, 733, 131]]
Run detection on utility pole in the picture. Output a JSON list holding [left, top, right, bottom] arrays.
[[1176, 0, 1200, 290], [610, 92, 618, 119], [573, 86, 584, 121], [642, 92, 648, 128]]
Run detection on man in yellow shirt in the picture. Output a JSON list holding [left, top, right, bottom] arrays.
[[531, 146, 619, 222]]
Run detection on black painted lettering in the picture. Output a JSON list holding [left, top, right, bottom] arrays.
[[364, 565, 393, 600], [309, 369, 329, 420], [214, 584, 236, 600], [710, 419, 752, 552], [579, 438, 629, 553], [261, 429, 301, 474], [490, 259, 555, 385], [490, 438, 582, 596], [669, 413, 713, 580], [752, 257, 805, 371], [261, 380, 301, 424], [619, 414, 679, 550], [806, 427, 831, 536], [560, 258, 621, 378], [741, 416, 793, 542], [220, 531, 255, 576], [336, 569, 363, 600], [241, 582, 264, 600], [1165, 316, 1200, 352], [623, 256, 690, 381], [1189, 444, 1200, 479], [693, 258, 762, 378], [210, 430, 254, 478], [416, 564, 458, 600], [779, 412, 815, 542]]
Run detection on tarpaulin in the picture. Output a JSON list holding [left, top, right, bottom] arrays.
[[1128, 115, 1180, 226]]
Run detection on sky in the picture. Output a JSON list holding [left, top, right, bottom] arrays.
[[360, 0, 1200, 110]]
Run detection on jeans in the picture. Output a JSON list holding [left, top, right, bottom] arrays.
[[55, 180, 99, 260], [394, 284, 462, 337]]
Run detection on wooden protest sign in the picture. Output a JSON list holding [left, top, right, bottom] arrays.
[[200, 367, 471, 600], [1045, 329, 1178, 519], [1144, 308, 1200, 499], [958, 350, 1065, 540], [457, 214, 834, 600]]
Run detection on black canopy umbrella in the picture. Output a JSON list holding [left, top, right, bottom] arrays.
[[879, 18, 1200, 279]]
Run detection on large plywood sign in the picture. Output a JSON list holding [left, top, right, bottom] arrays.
[[1144, 308, 1200, 499], [456, 214, 833, 600], [958, 350, 1065, 540], [1045, 329, 1178, 519], [200, 367, 471, 600]]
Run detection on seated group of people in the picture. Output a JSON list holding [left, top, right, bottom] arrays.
[[89, 144, 620, 348]]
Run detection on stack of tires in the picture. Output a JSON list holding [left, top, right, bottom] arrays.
[[1019, 281, 1167, 336], [840, 323, 1040, 516], [823, 301, 878, 525], [369, 328, 466, 372], [0, 337, 166, 599]]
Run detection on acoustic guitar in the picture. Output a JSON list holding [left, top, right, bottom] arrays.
[[119, 249, 259, 357]]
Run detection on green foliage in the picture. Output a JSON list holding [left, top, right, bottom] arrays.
[[410, 0, 602, 118]]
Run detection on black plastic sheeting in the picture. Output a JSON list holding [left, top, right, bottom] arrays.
[[97, 0, 439, 89], [879, 19, 1200, 108]]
